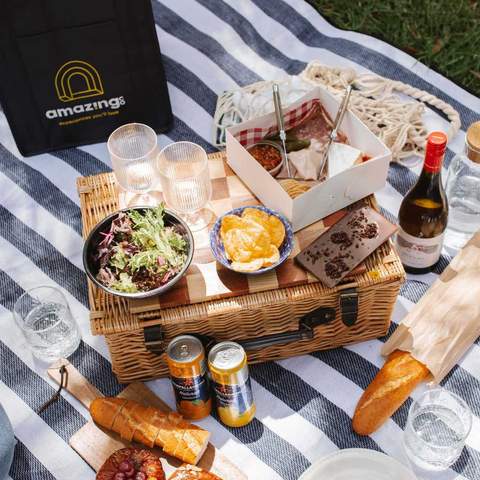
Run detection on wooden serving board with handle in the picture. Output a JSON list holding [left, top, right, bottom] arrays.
[[47, 361, 246, 479]]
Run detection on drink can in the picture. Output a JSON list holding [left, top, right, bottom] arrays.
[[208, 341, 255, 427], [166, 335, 212, 420]]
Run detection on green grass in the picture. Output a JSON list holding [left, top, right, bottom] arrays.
[[308, 0, 480, 97]]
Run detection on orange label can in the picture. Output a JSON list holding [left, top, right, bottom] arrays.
[[166, 335, 212, 420]]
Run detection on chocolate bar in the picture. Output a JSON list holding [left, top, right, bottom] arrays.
[[295, 206, 398, 288]]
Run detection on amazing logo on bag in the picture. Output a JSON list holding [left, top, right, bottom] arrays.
[[45, 60, 126, 125]]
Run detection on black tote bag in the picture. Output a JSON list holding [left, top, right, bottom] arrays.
[[0, 0, 173, 156]]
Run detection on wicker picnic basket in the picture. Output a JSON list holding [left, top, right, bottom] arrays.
[[78, 152, 405, 383]]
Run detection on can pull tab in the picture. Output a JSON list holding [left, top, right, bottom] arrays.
[[179, 344, 189, 358]]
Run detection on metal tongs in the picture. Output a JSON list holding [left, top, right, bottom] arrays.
[[272, 83, 293, 178], [318, 84, 353, 180]]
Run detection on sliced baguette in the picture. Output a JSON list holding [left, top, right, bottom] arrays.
[[90, 398, 210, 465]]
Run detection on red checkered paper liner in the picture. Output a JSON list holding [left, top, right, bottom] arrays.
[[235, 99, 320, 148]]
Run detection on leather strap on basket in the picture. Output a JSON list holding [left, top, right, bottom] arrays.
[[339, 287, 359, 327], [144, 325, 165, 354]]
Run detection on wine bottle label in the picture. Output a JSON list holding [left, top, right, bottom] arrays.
[[395, 228, 444, 268]]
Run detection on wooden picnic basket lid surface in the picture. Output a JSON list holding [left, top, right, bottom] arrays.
[[78, 151, 405, 337]]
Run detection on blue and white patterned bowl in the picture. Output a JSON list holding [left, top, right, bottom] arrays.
[[210, 205, 294, 275]]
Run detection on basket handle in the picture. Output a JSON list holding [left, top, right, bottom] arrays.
[[144, 289, 360, 354], [143, 307, 336, 354], [238, 306, 336, 351]]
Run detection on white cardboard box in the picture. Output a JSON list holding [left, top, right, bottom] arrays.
[[226, 86, 391, 231]]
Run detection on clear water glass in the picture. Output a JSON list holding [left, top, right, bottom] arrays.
[[13, 286, 81, 362], [404, 388, 472, 471], [157, 142, 212, 230], [108, 123, 158, 193]]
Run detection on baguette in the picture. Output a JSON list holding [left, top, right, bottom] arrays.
[[168, 464, 222, 480], [352, 350, 431, 435], [90, 398, 211, 465]]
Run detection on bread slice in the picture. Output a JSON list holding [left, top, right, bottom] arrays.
[[167, 411, 184, 426], [172, 424, 211, 465], [148, 410, 210, 464], [162, 429, 188, 461], [131, 403, 160, 448], [168, 464, 222, 480], [112, 400, 137, 442], [149, 408, 176, 447], [90, 397, 128, 430], [154, 413, 187, 456]]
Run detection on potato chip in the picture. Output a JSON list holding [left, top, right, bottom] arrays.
[[231, 258, 264, 273], [242, 208, 269, 226], [220, 214, 245, 240], [223, 228, 254, 262], [242, 219, 271, 253], [267, 215, 285, 248], [262, 245, 280, 267]]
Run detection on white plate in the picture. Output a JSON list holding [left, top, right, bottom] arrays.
[[299, 449, 416, 480]]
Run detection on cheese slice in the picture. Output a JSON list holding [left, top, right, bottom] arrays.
[[328, 142, 363, 178]]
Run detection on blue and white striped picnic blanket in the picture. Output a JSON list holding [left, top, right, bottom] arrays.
[[1, 1, 480, 479]]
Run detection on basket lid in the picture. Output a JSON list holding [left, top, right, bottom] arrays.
[[78, 152, 404, 335]]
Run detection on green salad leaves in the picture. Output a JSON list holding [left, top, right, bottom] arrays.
[[95, 205, 189, 293]]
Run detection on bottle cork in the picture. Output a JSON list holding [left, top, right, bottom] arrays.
[[466, 121, 480, 163]]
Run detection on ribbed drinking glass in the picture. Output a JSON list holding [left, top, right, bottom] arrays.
[[108, 123, 158, 194], [157, 142, 212, 231]]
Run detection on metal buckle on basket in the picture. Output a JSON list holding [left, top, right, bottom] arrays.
[[144, 325, 165, 354], [339, 287, 359, 327]]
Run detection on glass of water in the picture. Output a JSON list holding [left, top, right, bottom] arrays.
[[157, 142, 213, 231], [13, 286, 81, 363], [108, 123, 158, 203], [404, 388, 472, 471]]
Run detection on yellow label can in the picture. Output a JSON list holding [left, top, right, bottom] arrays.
[[208, 341, 255, 427]]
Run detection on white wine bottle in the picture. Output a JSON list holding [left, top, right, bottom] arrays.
[[395, 132, 449, 274]]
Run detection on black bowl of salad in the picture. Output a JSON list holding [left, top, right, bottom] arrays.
[[83, 205, 194, 299]]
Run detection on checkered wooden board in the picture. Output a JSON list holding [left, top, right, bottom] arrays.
[[78, 151, 386, 316]]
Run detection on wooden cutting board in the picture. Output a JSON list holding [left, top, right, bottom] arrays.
[[47, 361, 246, 479]]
